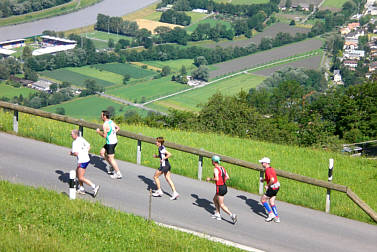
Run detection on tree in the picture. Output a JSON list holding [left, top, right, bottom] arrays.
[[180, 65, 187, 75], [123, 74, 131, 84], [0, 64, 10, 80], [290, 20, 296, 26], [108, 38, 115, 48], [194, 56, 208, 67], [50, 83, 58, 93], [191, 66, 209, 82], [285, 0, 292, 8], [56, 107, 65, 115], [24, 67, 38, 81], [22, 46, 32, 59], [106, 106, 115, 117], [161, 66, 171, 76]]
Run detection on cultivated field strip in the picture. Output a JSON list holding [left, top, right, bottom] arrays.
[[209, 38, 323, 79], [252, 54, 323, 76], [204, 23, 310, 49]]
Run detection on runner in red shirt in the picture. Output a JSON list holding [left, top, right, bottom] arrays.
[[259, 157, 280, 223], [206, 155, 237, 224]]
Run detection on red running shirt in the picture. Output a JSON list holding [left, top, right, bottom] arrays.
[[215, 166, 227, 186], [265, 166, 278, 188]]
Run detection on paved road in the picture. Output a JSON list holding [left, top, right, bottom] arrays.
[[1, 132, 376, 252], [0, 0, 157, 41]]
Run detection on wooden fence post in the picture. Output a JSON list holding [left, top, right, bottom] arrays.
[[259, 171, 265, 195], [326, 158, 334, 213], [13, 110, 18, 133]]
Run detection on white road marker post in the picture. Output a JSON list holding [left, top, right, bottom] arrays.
[[326, 159, 334, 213], [69, 170, 76, 200], [198, 151, 203, 181], [259, 171, 265, 195]]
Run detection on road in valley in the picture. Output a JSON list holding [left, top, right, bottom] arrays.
[[1, 132, 376, 252], [0, 0, 157, 41]]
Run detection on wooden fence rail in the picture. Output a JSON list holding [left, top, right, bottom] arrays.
[[0, 101, 376, 223]]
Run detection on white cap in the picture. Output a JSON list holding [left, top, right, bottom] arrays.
[[259, 157, 271, 164]]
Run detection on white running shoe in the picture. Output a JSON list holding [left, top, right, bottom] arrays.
[[76, 189, 85, 195], [107, 166, 115, 174], [265, 213, 275, 222], [211, 213, 221, 220], [170, 192, 179, 200], [93, 185, 100, 198], [274, 217, 280, 223], [152, 190, 163, 197], [110, 172, 122, 179], [231, 214, 238, 224]]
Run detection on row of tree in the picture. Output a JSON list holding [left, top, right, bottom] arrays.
[[0, 0, 71, 17], [160, 9, 191, 26]]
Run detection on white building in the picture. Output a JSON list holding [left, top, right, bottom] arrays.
[[29, 79, 53, 92], [343, 49, 365, 60]]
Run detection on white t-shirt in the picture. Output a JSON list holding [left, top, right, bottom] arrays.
[[72, 137, 90, 164]]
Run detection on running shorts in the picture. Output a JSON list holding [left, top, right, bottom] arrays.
[[79, 161, 90, 169], [104, 143, 117, 155], [265, 187, 279, 197], [158, 162, 171, 173], [216, 184, 227, 196]]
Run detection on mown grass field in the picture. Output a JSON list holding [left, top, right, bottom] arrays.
[[84, 31, 133, 42], [105, 76, 189, 103], [0, 83, 37, 98], [322, 0, 348, 9], [94, 63, 156, 79], [0, 0, 100, 27], [0, 110, 376, 224], [141, 59, 196, 73], [41, 95, 148, 120], [68, 66, 124, 84], [186, 18, 233, 33], [149, 73, 266, 112], [40, 69, 115, 88], [0, 181, 241, 251]]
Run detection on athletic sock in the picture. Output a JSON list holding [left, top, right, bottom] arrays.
[[271, 205, 278, 217], [263, 202, 272, 213], [79, 186, 84, 191]]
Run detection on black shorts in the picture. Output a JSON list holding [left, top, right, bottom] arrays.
[[158, 162, 171, 173], [104, 143, 117, 155], [216, 184, 227, 196], [265, 187, 279, 198]]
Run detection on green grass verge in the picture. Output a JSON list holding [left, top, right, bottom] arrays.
[[0, 0, 100, 27], [84, 31, 133, 42], [67, 66, 124, 84], [150, 73, 266, 112], [0, 111, 376, 224], [0, 181, 241, 251], [41, 95, 148, 120], [93, 63, 156, 79], [105, 76, 189, 103], [0, 83, 37, 99], [40, 69, 115, 88]]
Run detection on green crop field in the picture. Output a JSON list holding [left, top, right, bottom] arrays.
[[322, 0, 348, 9], [0, 83, 37, 98], [40, 69, 115, 88], [1, 111, 376, 224], [149, 73, 266, 112], [94, 63, 156, 79], [187, 12, 210, 24], [106, 76, 189, 103], [67, 66, 124, 84], [141, 59, 196, 73], [84, 31, 133, 42], [41, 95, 148, 120], [0, 181, 241, 251], [186, 18, 232, 33], [144, 11, 162, 21], [213, 0, 269, 4]]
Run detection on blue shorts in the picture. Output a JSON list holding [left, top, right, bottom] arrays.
[[79, 162, 90, 169]]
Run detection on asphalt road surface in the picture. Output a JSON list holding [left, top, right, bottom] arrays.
[[0, 0, 157, 41], [0, 132, 376, 251]]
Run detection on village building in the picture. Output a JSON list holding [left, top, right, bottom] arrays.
[[29, 79, 53, 92], [343, 60, 358, 70], [0, 48, 16, 58], [343, 49, 365, 60], [0, 39, 25, 49], [368, 61, 377, 72], [333, 70, 343, 85]]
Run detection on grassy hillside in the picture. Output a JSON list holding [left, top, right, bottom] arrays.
[[0, 181, 241, 251], [0, 83, 37, 99], [0, 110, 376, 224]]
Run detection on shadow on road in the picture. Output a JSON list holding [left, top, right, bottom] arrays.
[[56, 170, 69, 184], [237, 195, 266, 218], [90, 154, 108, 173], [138, 175, 156, 191], [191, 193, 215, 214]]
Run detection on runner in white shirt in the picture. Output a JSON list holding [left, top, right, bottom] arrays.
[[70, 129, 100, 197]]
